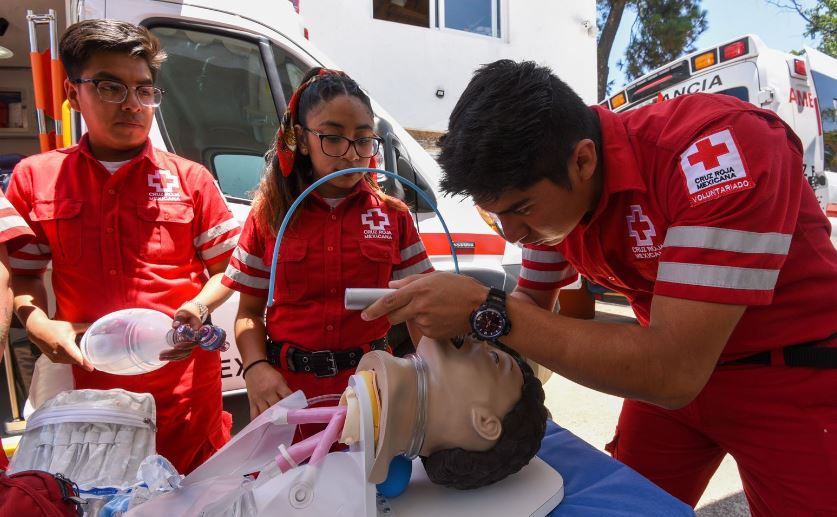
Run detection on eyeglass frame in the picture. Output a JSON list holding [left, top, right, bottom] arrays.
[[70, 78, 166, 107], [302, 127, 384, 158]]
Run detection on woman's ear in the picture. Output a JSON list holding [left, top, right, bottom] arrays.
[[294, 124, 308, 155], [470, 406, 503, 442]]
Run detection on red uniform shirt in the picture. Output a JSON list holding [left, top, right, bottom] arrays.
[[0, 191, 33, 470], [223, 180, 432, 398], [520, 94, 837, 361], [6, 136, 241, 473]]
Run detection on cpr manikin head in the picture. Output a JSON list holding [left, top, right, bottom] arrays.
[[357, 336, 547, 490]]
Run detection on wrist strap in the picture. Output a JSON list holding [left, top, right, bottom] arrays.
[[242, 359, 271, 379]]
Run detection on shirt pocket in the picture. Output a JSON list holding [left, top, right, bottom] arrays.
[[276, 236, 308, 303], [136, 201, 195, 264], [29, 199, 83, 265], [358, 239, 396, 287]]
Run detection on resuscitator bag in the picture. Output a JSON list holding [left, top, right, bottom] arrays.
[[8, 389, 157, 490]]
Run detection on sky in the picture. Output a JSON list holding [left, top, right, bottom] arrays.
[[606, 0, 821, 94]]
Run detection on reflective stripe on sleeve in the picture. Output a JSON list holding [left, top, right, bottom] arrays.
[[520, 267, 576, 284], [233, 246, 271, 272], [193, 218, 240, 247], [522, 247, 567, 263], [200, 236, 238, 261], [20, 243, 51, 256], [0, 215, 28, 233], [657, 262, 780, 291], [664, 226, 791, 255], [224, 264, 269, 290], [400, 241, 428, 261], [392, 257, 433, 280], [10, 257, 50, 270]]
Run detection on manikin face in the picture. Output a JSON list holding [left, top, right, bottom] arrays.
[[296, 94, 376, 198], [476, 140, 600, 247], [417, 336, 523, 448], [65, 52, 155, 161]]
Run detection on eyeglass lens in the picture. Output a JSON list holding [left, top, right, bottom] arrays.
[[95, 80, 163, 107], [316, 133, 380, 158]]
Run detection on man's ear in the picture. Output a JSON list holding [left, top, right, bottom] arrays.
[[571, 138, 597, 184], [65, 78, 81, 112], [470, 406, 503, 442], [294, 124, 308, 155]]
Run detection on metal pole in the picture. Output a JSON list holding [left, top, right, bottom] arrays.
[[3, 345, 25, 434]]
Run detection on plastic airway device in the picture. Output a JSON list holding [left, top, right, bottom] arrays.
[[344, 288, 396, 310]]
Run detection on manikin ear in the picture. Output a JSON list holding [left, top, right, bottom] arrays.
[[65, 78, 82, 112], [569, 139, 597, 185], [470, 406, 503, 442], [294, 124, 308, 155]]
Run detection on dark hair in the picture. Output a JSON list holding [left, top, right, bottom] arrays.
[[438, 59, 599, 203], [254, 67, 403, 235], [59, 19, 166, 80], [421, 352, 548, 489]]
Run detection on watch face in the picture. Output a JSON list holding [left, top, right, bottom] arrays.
[[475, 308, 506, 339]]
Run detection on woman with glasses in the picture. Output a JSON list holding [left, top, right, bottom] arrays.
[[223, 68, 433, 438]]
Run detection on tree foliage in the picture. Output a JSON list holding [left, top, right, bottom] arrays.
[[597, 0, 708, 100], [769, 0, 837, 56]]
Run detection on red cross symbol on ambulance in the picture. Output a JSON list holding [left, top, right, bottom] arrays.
[[147, 169, 180, 194], [361, 208, 390, 231], [626, 205, 656, 247]]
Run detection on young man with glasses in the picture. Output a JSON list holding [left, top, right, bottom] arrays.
[[6, 19, 241, 474], [362, 60, 837, 514]]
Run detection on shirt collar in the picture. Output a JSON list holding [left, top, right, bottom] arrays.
[[75, 134, 162, 170], [588, 106, 647, 220]]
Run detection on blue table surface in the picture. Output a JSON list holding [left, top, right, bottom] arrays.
[[538, 421, 695, 516]]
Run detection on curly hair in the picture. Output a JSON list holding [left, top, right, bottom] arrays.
[[438, 59, 600, 203], [59, 19, 166, 80], [420, 351, 548, 489]]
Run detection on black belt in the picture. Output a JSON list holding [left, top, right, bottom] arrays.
[[718, 331, 837, 368], [266, 337, 388, 377]]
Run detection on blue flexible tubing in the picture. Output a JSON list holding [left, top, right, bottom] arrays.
[[267, 167, 460, 307]]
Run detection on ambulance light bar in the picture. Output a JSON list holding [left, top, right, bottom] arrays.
[[793, 58, 807, 76], [720, 39, 749, 62], [691, 50, 717, 71], [610, 91, 627, 109]]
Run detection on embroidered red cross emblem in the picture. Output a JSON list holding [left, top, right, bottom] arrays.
[[626, 205, 656, 247], [361, 208, 389, 231], [687, 138, 729, 170]]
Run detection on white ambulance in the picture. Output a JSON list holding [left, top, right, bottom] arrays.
[[2, 0, 513, 403], [600, 34, 837, 245]]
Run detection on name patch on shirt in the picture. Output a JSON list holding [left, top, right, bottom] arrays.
[[361, 208, 392, 240], [679, 128, 754, 206], [626, 205, 661, 259], [147, 169, 182, 201]]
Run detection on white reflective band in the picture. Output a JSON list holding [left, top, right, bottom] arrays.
[[0, 197, 13, 209], [664, 226, 791, 255], [193, 218, 240, 247], [392, 258, 433, 280], [657, 262, 779, 291], [20, 243, 51, 256], [523, 248, 567, 263], [10, 257, 50, 270], [520, 267, 576, 284], [200, 236, 238, 260], [233, 246, 270, 272], [400, 241, 427, 261], [0, 215, 28, 233], [224, 265, 269, 289]]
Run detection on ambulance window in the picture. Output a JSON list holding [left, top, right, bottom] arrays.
[[373, 0, 430, 28], [150, 27, 279, 199], [718, 87, 749, 102], [271, 46, 307, 100], [811, 70, 837, 170]]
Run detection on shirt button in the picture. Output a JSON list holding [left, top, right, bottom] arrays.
[[163, 214, 170, 220], [108, 269, 117, 276], [108, 189, 116, 195], [608, 276, 615, 281], [330, 288, 337, 294], [327, 246, 334, 252], [330, 215, 337, 221], [326, 325, 334, 331], [106, 227, 114, 234]]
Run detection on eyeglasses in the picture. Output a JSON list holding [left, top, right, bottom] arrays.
[[71, 78, 165, 107], [303, 128, 383, 158], [476, 206, 507, 240]]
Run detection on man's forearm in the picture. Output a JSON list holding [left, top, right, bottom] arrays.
[[12, 274, 50, 329]]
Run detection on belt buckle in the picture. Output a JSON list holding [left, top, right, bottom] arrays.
[[311, 350, 338, 377]]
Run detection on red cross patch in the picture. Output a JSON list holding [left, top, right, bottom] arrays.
[[679, 128, 754, 206]]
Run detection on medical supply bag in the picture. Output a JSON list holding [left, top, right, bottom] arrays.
[[0, 470, 85, 516]]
